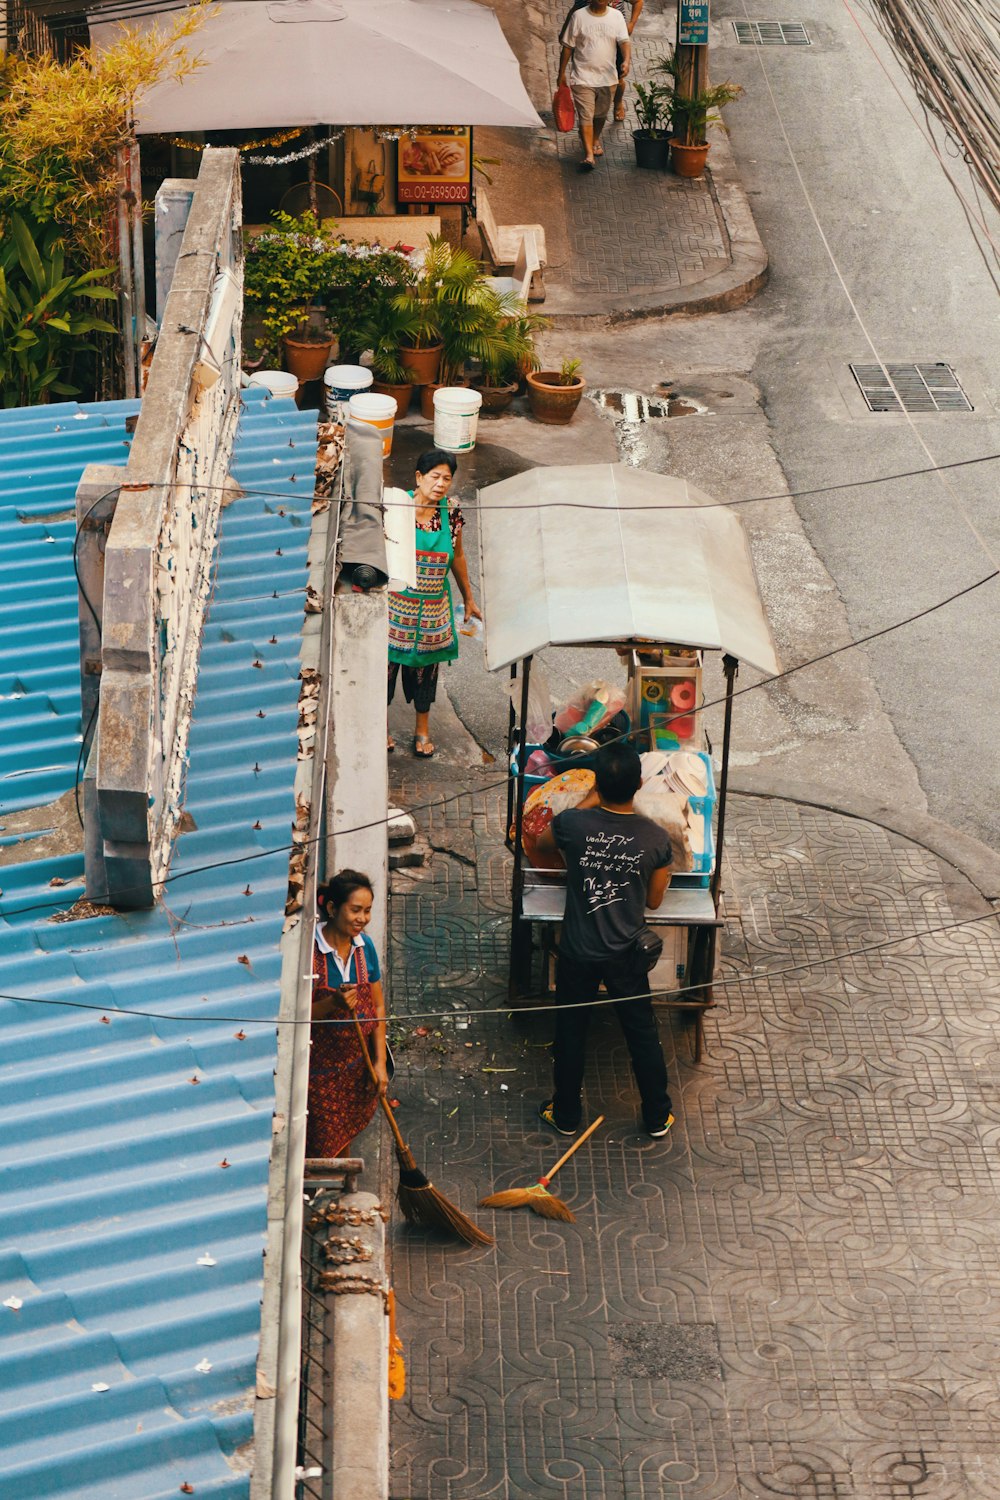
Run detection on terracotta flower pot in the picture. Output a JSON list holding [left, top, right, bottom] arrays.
[[282, 332, 337, 383], [420, 382, 443, 421], [421, 377, 471, 420], [526, 370, 586, 425], [670, 140, 711, 179], [372, 380, 414, 418], [400, 343, 444, 386], [477, 380, 519, 416]]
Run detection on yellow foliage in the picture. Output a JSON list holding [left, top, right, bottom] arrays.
[[0, 3, 211, 258]]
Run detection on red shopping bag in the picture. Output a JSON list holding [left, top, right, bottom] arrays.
[[553, 84, 575, 133]]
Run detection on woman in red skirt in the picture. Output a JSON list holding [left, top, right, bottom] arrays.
[[307, 870, 389, 1159]]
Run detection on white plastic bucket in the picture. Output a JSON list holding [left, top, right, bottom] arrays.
[[433, 387, 482, 453], [323, 364, 373, 416], [348, 392, 397, 457], [247, 369, 299, 400]]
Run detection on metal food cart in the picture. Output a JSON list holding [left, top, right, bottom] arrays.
[[477, 463, 780, 1058]]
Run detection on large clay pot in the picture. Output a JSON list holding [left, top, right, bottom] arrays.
[[670, 140, 711, 179], [400, 342, 443, 386], [420, 382, 443, 421], [632, 131, 671, 171], [282, 332, 337, 383], [371, 380, 414, 418], [477, 380, 518, 416], [526, 370, 586, 425]]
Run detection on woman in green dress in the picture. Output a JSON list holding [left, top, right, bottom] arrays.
[[387, 449, 482, 758]]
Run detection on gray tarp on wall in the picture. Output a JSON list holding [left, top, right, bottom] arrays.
[[339, 420, 390, 586]]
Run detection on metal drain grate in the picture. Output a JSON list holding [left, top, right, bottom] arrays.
[[850, 362, 974, 414], [733, 20, 811, 43]]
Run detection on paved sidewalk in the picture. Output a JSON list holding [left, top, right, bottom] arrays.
[[385, 750, 1000, 1499], [478, 4, 767, 320]]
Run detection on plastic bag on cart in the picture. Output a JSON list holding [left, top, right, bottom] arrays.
[[553, 679, 626, 737], [510, 660, 554, 745], [634, 780, 694, 870]]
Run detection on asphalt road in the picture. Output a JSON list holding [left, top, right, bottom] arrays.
[[715, 0, 1000, 850], [393, 0, 1000, 855]]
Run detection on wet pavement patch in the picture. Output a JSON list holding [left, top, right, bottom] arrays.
[[591, 388, 711, 422], [607, 1321, 723, 1381]]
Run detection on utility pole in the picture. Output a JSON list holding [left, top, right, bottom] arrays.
[[675, 0, 709, 125]]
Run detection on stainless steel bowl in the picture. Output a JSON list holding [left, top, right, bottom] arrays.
[[557, 734, 601, 757]]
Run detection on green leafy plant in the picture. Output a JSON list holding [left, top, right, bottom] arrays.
[[653, 52, 744, 146], [0, 7, 208, 398], [433, 283, 528, 387], [0, 212, 116, 406], [395, 235, 488, 352], [632, 80, 672, 139], [558, 356, 582, 386], [243, 210, 341, 359], [355, 292, 423, 383], [320, 239, 414, 360], [478, 307, 550, 387], [472, 153, 502, 185]]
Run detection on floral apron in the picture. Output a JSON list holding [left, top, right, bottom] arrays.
[[307, 940, 379, 1159], [387, 496, 457, 667]]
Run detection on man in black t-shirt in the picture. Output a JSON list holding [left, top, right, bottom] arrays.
[[534, 743, 674, 1138]]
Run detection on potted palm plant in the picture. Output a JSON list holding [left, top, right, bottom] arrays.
[[396, 237, 486, 387], [355, 292, 422, 416], [631, 79, 672, 171], [475, 306, 548, 415], [526, 356, 586, 425], [655, 53, 744, 179], [399, 244, 529, 418]]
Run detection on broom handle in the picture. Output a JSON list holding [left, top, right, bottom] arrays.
[[541, 1114, 605, 1183], [351, 1012, 408, 1154]]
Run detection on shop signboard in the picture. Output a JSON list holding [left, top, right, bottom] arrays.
[[678, 0, 709, 44], [397, 127, 473, 205]]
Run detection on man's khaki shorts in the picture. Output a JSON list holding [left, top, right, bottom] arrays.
[[570, 84, 614, 129]]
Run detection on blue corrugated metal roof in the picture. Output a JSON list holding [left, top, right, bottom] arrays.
[[0, 387, 319, 1498], [0, 400, 140, 818]]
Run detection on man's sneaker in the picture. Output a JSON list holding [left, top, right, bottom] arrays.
[[647, 1113, 675, 1139], [538, 1101, 577, 1137]]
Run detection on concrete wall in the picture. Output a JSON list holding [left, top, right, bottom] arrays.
[[76, 147, 243, 907]]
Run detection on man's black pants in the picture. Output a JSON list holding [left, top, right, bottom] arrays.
[[551, 949, 671, 1132]]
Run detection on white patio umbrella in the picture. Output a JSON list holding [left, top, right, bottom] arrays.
[[90, 0, 543, 132]]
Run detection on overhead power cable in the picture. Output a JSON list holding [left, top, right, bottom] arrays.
[[123, 449, 1000, 516], [863, 0, 1000, 216], [1, 563, 996, 924], [0, 904, 997, 1026]]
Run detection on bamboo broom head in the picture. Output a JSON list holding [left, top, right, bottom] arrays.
[[395, 1144, 494, 1246], [479, 1182, 576, 1222]]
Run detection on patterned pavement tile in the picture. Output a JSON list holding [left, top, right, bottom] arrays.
[[535, 23, 731, 300], [386, 765, 1000, 1499]]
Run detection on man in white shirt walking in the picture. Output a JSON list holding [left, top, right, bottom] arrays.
[[557, 0, 632, 170]]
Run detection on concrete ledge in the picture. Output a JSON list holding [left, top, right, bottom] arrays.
[[731, 771, 1000, 905], [543, 126, 768, 327], [329, 1191, 388, 1499]]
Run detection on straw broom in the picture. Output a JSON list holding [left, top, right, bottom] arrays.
[[480, 1114, 605, 1222], [353, 1015, 493, 1247]]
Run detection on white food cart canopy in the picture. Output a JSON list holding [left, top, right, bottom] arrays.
[[90, 0, 544, 132], [478, 463, 781, 676]]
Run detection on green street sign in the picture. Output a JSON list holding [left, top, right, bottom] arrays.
[[679, 0, 709, 44]]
